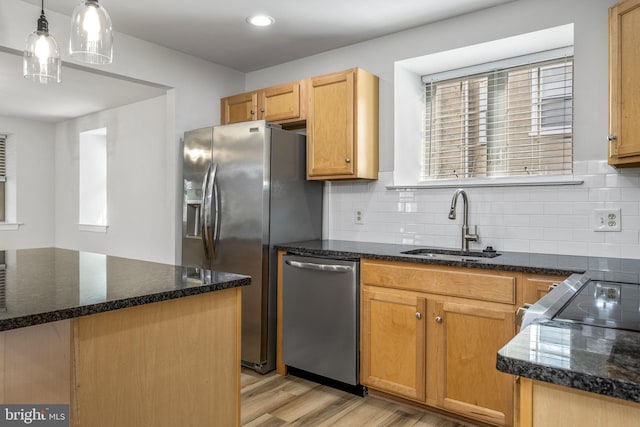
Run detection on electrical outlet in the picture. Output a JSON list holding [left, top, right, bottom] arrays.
[[354, 209, 364, 225], [593, 208, 621, 232]]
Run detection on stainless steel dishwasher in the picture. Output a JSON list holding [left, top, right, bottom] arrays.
[[282, 254, 359, 386]]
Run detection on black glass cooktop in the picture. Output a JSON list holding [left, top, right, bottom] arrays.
[[554, 280, 640, 332]]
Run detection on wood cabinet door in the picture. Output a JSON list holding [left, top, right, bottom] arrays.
[[307, 69, 355, 178], [609, 0, 640, 164], [432, 301, 515, 426], [522, 274, 568, 306], [221, 92, 258, 124], [260, 81, 302, 122], [361, 289, 426, 401]]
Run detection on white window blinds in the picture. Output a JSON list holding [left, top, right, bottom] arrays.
[[0, 134, 6, 222], [421, 55, 573, 181], [0, 134, 6, 181]]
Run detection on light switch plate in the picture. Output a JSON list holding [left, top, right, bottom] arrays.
[[593, 208, 621, 232]]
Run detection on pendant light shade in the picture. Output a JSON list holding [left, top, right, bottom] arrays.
[[23, 3, 61, 84], [69, 0, 113, 64]]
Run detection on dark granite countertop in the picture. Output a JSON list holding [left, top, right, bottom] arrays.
[[276, 239, 640, 403], [497, 321, 640, 403], [275, 239, 640, 280], [0, 248, 250, 331]]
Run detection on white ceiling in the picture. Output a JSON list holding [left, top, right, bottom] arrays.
[[9, 0, 516, 123], [21, 0, 515, 73]]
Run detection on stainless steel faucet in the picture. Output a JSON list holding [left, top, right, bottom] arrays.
[[448, 189, 478, 252]]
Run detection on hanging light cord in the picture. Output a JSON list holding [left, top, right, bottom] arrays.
[[37, 0, 48, 33]]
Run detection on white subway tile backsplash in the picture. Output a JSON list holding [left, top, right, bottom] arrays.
[[621, 187, 640, 202], [605, 174, 640, 188], [325, 160, 640, 259], [589, 188, 622, 202]]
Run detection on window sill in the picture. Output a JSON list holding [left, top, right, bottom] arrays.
[[387, 176, 584, 190], [78, 224, 108, 233], [0, 222, 23, 231]]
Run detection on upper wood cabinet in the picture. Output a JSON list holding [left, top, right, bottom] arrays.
[[220, 80, 305, 126], [608, 0, 640, 166], [306, 68, 379, 180]]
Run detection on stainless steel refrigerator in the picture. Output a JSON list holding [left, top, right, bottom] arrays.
[[181, 120, 323, 373]]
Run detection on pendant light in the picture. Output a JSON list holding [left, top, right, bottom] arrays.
[[69, 0, 113, 64], [23, 0, 61, 84]]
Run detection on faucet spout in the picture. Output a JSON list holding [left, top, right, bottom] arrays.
[[448, 189, 478, 252]]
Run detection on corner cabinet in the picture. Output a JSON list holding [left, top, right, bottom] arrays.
[[220, 80, 305, 126], [307, 68, 379, 180], [608, 0, 640, 166]]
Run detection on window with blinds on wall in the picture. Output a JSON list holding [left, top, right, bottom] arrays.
[[421, 52, 574, 181], [0, 134, 6, 222]]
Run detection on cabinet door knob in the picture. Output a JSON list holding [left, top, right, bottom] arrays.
[[345, 158, 351, 163], [607, 134, 617, 141], [250, 110, 255, 115], [260, 108, 265, 113], [416, 312, 422, 319], [435, 316, 443, 324]]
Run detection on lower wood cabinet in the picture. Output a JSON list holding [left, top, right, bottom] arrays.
[[360, 259, 519, 426], [519, 378, 640, 426], [431, 300, 515, 426], [522, 274, 567, 305], [361, 289, 426, 401]]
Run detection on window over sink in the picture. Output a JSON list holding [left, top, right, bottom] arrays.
[[393, 24, 580, 188], [421, 53, 573, 181]]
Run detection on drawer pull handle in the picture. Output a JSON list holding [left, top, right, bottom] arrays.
[[435, 316, 443, 324], [416, 312, 422, 319]]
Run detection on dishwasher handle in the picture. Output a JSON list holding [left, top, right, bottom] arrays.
[[285, 259, 354, 273]]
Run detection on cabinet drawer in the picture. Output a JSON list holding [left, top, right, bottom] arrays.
[[362, 259, 516, 305]]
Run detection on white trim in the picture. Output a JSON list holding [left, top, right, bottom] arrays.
[[422, 46, 574, 83], [78, 224, 109, 233], [387, 175, 583, 190], [0, 222, 22, 231]]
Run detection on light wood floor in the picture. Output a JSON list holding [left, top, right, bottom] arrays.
[[241, 369, 476, 427]]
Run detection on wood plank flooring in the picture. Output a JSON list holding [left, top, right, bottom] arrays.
[[241, 369, 476, 427]]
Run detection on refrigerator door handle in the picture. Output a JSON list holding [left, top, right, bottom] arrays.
[[211, 163, 221, 259], [285, 260, 354, 273], [200, 163, 212, 262], [205, 162, 218, 260]]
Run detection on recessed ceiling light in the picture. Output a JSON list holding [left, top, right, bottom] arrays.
[[247, 15, 275, 27]]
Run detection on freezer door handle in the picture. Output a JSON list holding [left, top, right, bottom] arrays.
[[200, 163, 212, 262], [285, 260, 353, 273]]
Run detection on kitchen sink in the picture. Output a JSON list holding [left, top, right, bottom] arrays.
[[400, 247, 501, 261]]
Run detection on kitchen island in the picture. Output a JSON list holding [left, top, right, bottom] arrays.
[[0, 248, 250, 427]]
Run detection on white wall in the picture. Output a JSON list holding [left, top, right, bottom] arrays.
[[0, 0, 245, 263], [245, 0, 640, 259], [55, 96, 177, 263], [0, 116, 56, 249]]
